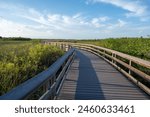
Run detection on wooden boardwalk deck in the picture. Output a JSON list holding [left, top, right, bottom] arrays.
[[57, 50, 150, 100]]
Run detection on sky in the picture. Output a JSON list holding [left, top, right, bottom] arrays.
[[0, 0, 150, 39]]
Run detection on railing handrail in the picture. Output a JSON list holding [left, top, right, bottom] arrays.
[[0, 48, 75, 100], [44, 41, 150, 95], [65, 42, 149, 95], [48, 42, 150, 68], [70, 43, 150, 69]]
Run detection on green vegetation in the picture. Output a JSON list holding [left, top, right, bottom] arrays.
[[0, 36, 32, 41], [77, 38, 150, 60], [0, 40, 64, 95]]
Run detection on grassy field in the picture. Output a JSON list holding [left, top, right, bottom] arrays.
[[0, 40, 64, 95], [77, 38, 150, 60]]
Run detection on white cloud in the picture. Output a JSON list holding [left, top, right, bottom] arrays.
[[20, 8, 48, 25], [91, 16, 109, 27], [0, 18, 54, 38], [117, 19, 127, 27], [88, 0, 148, 19], [107, 19, 127, 29], [0, 2, 149, 39], [0, 13, 110, 38], [0, 15, 148, 39]]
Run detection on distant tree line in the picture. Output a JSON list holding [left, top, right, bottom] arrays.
[[0, 36, 31, 41]]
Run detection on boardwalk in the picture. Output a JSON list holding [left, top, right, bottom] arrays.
[[57, 50, 149, 100]]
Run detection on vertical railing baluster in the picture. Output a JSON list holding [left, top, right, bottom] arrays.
[[129, 60, 132, 75], [112, 53, 114, 63]]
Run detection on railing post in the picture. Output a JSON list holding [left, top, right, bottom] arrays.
[[44, 81, 50, 92], [64, 44, 67, 51], [60, 44, 63, 50], [61, 44, 63, 51], [59, 43, 61, 49], [103, 50, 105, 57], [129, 60, 132, 75], [66, 44, 69, 51], [68, 45, 71, 50], [55, 43, 57, 46], [112, 53, 114, 63], [53, 75, 57, 99], [112, 53, 116, 64], [49, 75, 56, 100]]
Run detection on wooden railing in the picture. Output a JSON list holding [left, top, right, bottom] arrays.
[[0, 47, 75, 100], [0, 41, 149, 99], [49, 42, 150, 95]]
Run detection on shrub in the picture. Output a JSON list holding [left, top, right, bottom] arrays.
[[0, 43, 64, 95]]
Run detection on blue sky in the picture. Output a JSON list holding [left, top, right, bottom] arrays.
[[0, 0, 150, 39]]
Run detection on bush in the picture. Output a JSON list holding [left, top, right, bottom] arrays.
[[78, 38, 150, 60], [0, 43, 64, 95]]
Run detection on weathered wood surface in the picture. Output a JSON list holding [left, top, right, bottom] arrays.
[[57, 50, 150, 100], [71, 43, 150, 68]]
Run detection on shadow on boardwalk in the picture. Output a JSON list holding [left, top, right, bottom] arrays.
[[75, 51, 105, 99], [58, 50, 149, 100]]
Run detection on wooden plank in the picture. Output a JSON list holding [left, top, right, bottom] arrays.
[[57, 50, 150, 100], [71, 47, 150, 95]]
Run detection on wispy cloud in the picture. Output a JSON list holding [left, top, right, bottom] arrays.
[[87, 0, 149, 20], [0, 3, 108, 38], [107, 19, 127, 29], [91, 16, 109, 28], [19, 7, 111, 31], [0, 1, 149, 38], [0, 17, 54, 38]]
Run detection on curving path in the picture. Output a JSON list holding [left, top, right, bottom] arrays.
[[57, 50, 149, 100]]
